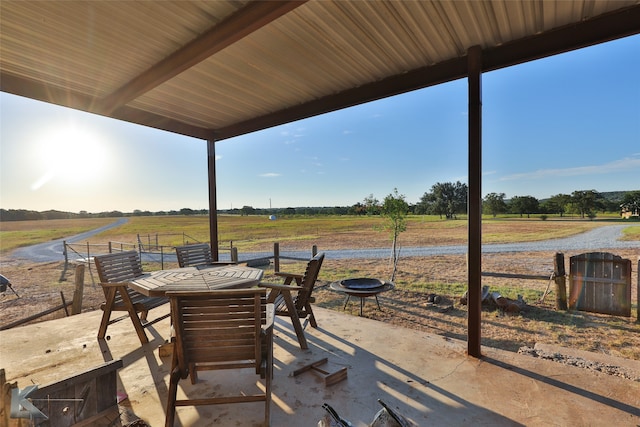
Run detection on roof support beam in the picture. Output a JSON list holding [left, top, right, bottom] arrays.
[[482, 4, 640, 72], [99, 1, 307, 114], [0, 72, 98, 112], [0, 73, 214, 140], [467, 45, 483, 358], [213, 5, 639, 142], [110, 106, 214, 140], [207, 140, 220, 261], [214, 56, 468, 140]]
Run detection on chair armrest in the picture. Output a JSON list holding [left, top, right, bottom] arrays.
[[275, 272, 303, 279], [259, 283, 284, 303], [259, 282, 301, 291], [100, 282, 131, 288], [275, 272, 303, 285]]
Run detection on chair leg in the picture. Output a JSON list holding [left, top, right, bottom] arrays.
[[282, 291, 308, 349], [165, 368, 181, 427], [97, 310, 112, 339], [119, 287, 149, 344], [265, 332, 273, 426], [189, 363, 198, 384], [305, 303, 318, 328], [97, 288, 116, 339]]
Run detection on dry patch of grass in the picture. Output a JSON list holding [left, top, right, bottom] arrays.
[[2, 250, 639, 361], [1, 217, 638, 362], [59, 215, 615, 253], [0, 218, 115, 253], [265, 249, 640, 360]]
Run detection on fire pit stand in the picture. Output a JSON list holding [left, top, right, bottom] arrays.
[[329, 278, 394, 316]]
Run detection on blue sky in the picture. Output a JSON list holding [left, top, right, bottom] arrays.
[[1, 35, 638, 213]]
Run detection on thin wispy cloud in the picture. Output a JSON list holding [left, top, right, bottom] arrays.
[[499, 156, 640, 181], [281, 124, 305, 137], [259, 173, 281, 178], [282, 125, 304, 144], [343, 130, 354, 135]]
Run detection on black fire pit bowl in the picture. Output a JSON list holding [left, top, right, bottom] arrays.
[[339, 278, 386, 290]]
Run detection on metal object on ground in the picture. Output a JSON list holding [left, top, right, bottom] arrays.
[[321, 403, 352, 426], [329, 278, 394, 316], [0, 274, 20, 297], [374, 399, 417, 427]]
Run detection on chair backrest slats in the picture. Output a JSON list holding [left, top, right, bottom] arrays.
[[94, 251, 146, 304], [170, 289, 267, 370], [175, 243, 213, 268], [295, 253, 325, 309], [94, 250, 143, 283]]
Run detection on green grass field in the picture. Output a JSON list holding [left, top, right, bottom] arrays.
[[1, 214, 638, 360], [1, 214, 639, 254]]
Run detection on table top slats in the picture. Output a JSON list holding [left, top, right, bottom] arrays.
[[128, 265, 263, 297]]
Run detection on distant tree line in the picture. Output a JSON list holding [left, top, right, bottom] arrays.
[[0, 207, 209, 221], [482, 190, 640, 219], [352, 186, 639, 221], [2, 188, 638, 222]]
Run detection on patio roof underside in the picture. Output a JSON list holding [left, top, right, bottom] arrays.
[[1, 0, 639, 141], [2, 0, 639, 356]]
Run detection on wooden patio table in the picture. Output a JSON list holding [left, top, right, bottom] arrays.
[[127, 264, 264, 297]]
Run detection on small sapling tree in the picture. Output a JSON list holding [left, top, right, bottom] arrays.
[[380, 188, 409, 281]]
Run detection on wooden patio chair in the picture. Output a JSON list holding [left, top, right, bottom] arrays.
[[175, 243, 235, 267], [94, 251, 169, 345], [260, 252, 324, 349], [165, 288, 274, 427]]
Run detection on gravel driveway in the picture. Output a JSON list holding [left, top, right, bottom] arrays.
[[8, 221, 638, 263], [10, 218, 128, 263], [239, 224, 638, 261]]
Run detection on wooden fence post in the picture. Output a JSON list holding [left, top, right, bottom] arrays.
[[274, 243, 280, 273], [72, 264, 85, 315], [231, 247, 238, 263], [61, 240, 70, 278], [554, 252, 567, 310], [312, 245, 317, 256]]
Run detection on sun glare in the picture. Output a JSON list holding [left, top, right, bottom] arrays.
[[32, 124, 109, 190]]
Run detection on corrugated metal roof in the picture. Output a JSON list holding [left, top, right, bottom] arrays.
[[1, 0, 639, 140]]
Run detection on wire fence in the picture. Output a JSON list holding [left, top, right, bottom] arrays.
[[63, 236, 318, 286]]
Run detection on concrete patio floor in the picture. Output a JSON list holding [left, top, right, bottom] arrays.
[[1, 304, 639, 426]]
